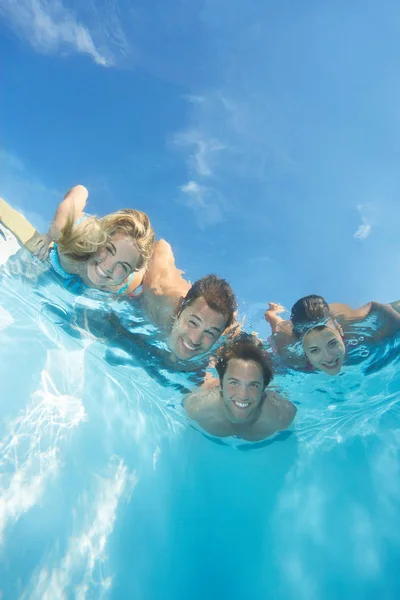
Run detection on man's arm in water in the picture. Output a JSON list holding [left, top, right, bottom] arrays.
[[331, 301, 400, 341], [183, 387, 235, 438]]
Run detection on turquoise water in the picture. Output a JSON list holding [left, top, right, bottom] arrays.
[[0, 227, 400, 599]]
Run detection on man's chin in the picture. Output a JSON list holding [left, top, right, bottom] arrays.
[[174, 338, 202, 361], [168, 341, 186, 362], [174, 349, 199, 362]]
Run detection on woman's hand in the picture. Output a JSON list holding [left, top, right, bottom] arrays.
[[31, 232, 54, 260]]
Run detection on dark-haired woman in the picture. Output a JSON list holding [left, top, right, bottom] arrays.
[[265, 296, 400, 375]]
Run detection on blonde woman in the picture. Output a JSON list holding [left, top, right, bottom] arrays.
[[31, 185, 154, 295]]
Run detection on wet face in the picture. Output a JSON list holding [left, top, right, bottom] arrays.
[[302, 325, 346, 375], [86, 233, 139, 289], [169, 296, 227, 361], [222, 358, 264, 424]]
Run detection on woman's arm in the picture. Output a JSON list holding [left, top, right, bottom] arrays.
[[264, 302, 300, 358], [32, 185, 89, 259], [264, 302, 288, 333], [49, 185, 88, 240]]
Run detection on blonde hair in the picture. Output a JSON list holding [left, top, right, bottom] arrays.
[[58, 215, 107, 260], [57, 209, 155, 270], [99, 209, 155, 270]]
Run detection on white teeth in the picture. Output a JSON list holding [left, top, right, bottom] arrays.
[[234, 401, 249, 408], [96, 264, 107, 278], [182, 340, 196, 351]]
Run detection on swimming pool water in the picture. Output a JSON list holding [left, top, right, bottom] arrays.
[[0, 227, 399, 600]]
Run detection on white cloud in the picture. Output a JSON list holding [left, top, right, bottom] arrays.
[[171, 91, 296, 228], [354, 223, 371, 240], [176, 91, 296, 178], [184, 94, 208, 105], [179, 180, 226, 229], [353, 204, 373, 240], [0, 0, 111, 66], [173, 129, 225, 177], [250, 255, 274, 265]]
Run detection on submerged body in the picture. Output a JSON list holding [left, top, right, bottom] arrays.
[[184, 384, 296, 441]]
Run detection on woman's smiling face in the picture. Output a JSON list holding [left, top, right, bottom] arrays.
[[302, 325, 346, 375], [86, 233, 139, 289]]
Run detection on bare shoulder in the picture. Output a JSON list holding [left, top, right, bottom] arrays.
[[243, 390, 296, 441], [183, 386, 219, 419], [265, 390, 297, 429], [183, 392, 202, 419]]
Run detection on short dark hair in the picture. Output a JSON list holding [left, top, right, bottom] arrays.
[[177, 274, 237, 328], [291, 294, 332, 338], [215, 333, 273, 389]]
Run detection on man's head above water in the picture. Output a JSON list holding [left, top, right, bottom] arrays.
[[168, 274, 237, 361], [215, 333, 273, 424], [291, 294, 346, 375], [183, 331, 296, 441]]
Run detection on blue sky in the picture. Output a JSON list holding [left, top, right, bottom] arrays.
[[1, 0, 399, 333]]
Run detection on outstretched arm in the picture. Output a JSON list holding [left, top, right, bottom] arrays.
[[31, 185, 89, 260], [264, 302, 302, 365], [331, 301, 400, 341], [141, 239, 191, 329], [264, 302, 287, 334]]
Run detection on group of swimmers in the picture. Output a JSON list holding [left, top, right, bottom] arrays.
[[9, 184, 399, 442]]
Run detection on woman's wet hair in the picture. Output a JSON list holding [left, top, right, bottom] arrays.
[[57, 208, 155, 270], [291, 294, 332, 338], [215, 332, 273, 389], [99, 209, 155, 270], [57, 214, 107, 260], [176, 274, 237, 329]]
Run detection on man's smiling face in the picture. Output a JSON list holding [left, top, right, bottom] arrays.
[[169, 296, 227, 360], [221, 358, 264, 424]]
